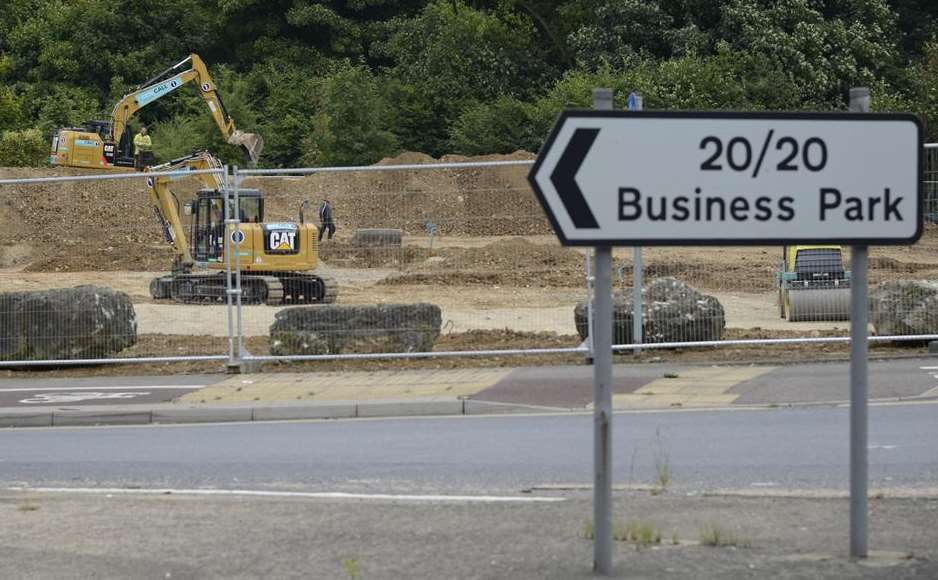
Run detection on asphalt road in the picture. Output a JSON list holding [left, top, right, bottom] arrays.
[[1, 403, 935, 494], [0, 375, 213, 407]]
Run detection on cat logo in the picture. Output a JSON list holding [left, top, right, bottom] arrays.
[[269, 230, 296, 251], [263, 223, 300, 254]]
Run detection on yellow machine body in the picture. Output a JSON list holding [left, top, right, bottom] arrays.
[[778, 245, 851, 322]]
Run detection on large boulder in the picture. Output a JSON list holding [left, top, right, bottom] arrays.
[[643, 277, 726, 343], [573, 298, 634, 345], [870, 280, 938, 336], [0, 286, 137, 361], [271, 303, 441, 355], [574, 277, 725, 345]]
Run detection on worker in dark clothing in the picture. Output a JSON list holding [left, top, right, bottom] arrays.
[[318, 198, 335, 242]]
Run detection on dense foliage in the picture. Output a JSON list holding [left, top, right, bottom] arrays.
[[1, 0, 937, 167]]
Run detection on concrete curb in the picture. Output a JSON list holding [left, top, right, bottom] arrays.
[[0, 398, 574, 429]]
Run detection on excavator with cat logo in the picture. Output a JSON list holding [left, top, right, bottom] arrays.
[[49, 54, 262, 169], [145, 151, 336, 305]]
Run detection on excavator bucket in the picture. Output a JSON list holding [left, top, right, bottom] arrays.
[[228, 130, 264, 167]]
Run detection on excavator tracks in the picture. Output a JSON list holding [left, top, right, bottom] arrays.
[[150, 272, 337, 306]]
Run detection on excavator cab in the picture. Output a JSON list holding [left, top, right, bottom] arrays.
[[191, 188, 264, 263]]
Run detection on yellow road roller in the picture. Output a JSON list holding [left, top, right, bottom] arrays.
[[778, 245, 851, 321]]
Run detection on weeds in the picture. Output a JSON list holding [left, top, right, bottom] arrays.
[[699, 523, 751, 548], [341, 558, 361, 579], [652, 425, 671, 494], [582, 520, 594, 540], [582, 519, 666, 547], [614, 520, 662, 545], [17, 504, 38, 512]]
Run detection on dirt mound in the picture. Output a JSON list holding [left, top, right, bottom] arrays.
[[0, 151, 550, 273], [375, 151, 438, 165], [381, 238, 585, 288]]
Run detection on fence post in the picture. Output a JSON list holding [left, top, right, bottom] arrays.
[[591, 87, 615, 576], [223, 164, 240, 373], [848, 86, 870, 559], [233, 165, 247, 365]]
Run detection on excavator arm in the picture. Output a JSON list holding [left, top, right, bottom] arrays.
[[145, 151, 225, 271], [111, 54, 263, 165]]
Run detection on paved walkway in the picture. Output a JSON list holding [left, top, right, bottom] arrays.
[[3, 358, 937, 428]]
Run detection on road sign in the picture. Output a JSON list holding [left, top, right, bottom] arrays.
[[528, 111, 923, 246]]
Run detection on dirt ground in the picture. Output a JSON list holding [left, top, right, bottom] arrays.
[[2, 156, 938, 374]]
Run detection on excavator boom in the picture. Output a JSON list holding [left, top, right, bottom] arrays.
[[145, 151, 225, 269], [111, 55, 263, 166]]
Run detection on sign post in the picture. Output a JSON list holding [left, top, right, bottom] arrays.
[[848, 87, 871, 559], [528, 98, 922, 573], [590, 88, 614, 576]]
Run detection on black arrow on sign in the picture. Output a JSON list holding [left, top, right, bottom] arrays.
[[550, 128, 600, 229]]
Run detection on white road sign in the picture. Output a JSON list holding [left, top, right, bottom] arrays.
[[529, 111, 923, 246]]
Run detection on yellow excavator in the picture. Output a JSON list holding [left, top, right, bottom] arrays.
[[146, 151, 336, 305], [49, 54, 263, 170], [778, 245, 850, 321]]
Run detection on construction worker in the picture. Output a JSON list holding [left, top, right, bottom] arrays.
[[133, 127, 154, 170], [318, 198, 335, 242]]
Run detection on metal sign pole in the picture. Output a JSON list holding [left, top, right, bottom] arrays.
[[849, 87, 871, 559], [628, 93, 644, 355], [592, 87, 614, 576]]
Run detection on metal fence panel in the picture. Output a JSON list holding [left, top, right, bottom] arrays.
[[1, 146, 937, 368], [231, 158, 586, 363], [0, 168, 230, 366]]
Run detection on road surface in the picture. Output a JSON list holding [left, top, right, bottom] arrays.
[[2, 403, 935, 494]]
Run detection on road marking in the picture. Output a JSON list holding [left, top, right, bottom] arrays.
[[0, 385, 203, 393], [8, 487, 565, 504], [19, 392, 151, 404]]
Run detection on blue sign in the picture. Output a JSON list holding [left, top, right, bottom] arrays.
[[626, 92, 641, 111], [136, 73, 185, 107], [75, 139, 99, 148]]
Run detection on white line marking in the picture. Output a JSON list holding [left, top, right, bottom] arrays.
[[0, 385, 203, 393], [7, 487, 565, 504]]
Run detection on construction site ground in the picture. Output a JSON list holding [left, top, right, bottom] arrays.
[[2, 154, 938, 377]]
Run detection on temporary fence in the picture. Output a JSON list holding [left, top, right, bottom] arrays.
[[0, 148, 937, 369]]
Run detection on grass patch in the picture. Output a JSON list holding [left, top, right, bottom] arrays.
[[341, 558, 360, 579], [699, 523, 751, 548], [17, 504, 39, 512], [582, 519, 667, 546], [652, 425, 671, 494]]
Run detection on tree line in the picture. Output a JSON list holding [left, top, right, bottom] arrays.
[[1, 0, 937, 167]]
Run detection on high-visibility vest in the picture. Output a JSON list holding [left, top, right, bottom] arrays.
[[134, 133, 152, 154]]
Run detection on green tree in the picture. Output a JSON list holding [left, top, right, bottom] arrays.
[[382, 0, 546, 154], [302, 65, 398, 166], [716, 0, 900, 106], [449, 96, 541, 154], [0, 128, 48, 166]]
